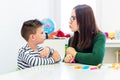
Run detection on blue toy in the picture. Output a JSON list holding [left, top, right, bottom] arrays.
[[82, 65, 90, 69], [41, 18, 55, 34]]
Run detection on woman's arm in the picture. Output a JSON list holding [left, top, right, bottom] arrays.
[[74, 33, 106, 65]]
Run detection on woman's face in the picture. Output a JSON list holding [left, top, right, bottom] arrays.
[[69, 9, 79, 32]]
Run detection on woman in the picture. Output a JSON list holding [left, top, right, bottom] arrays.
[[64, 4, 106, 65]]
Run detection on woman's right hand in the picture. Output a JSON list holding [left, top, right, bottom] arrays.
[[64, 54, 73, 63]]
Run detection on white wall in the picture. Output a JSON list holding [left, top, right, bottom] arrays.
[[49, 0, 61, 30], [0, 0, 61, 74], [60, 0, 96, 33], [96, 0, 120, 63], [96, 0, 120, 32]]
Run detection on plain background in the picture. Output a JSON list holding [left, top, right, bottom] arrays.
[[0, 0, 120, 74]]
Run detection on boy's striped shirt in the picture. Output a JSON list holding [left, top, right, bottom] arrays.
[[17, 44, 55, 70]]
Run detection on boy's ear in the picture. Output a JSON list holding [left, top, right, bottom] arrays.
[[29, 34, 35, 40]]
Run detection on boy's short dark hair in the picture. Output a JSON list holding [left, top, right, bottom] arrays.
[[21, 19, 43, 41]]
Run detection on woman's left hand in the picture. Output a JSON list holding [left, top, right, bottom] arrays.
[[64, 54, 73, 63], [66, 47, 77, 57]]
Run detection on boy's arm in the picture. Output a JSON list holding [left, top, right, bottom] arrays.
[[51, 50, 61, 62], [20, 52, 58, 66], [46, 47, 61, 62], [40, 47, 50, 58], [40, 46, 54, 58]]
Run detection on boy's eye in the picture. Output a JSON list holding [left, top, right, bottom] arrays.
[[41, 32, 44, 34]]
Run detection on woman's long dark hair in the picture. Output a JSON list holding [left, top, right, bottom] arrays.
[[70, 4, 101, 50]]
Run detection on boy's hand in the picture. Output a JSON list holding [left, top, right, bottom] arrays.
[[40, 47, 50, 58], [51, 50, 61, 62], [64, 54, 73, 63]]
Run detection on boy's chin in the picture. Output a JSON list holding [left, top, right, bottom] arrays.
[[39, 40, 45, 44]]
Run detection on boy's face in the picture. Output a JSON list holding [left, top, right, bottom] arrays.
[[34, 26, 46, 44]]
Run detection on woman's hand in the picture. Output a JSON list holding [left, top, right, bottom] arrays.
[[64, 54, 73, 63], [66, 47, 77, 57]]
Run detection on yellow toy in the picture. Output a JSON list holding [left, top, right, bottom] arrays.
[[108, 32, 115, 39], [111, 63, 120, 69]]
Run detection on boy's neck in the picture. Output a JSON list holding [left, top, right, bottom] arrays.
[[27, 42, 38, 52]]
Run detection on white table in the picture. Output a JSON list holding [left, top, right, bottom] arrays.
[[0, 62, 120, 80], [106, 40, 120, 63], [106, 40, 120, 47]]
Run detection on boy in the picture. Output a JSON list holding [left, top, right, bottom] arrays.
[[17, 19, 61, 70]]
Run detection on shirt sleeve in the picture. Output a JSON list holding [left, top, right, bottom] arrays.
[[74, 33, 106, 65], [49, 47, 54, 54], [20, 50, 56, 66], [44, 46, 54, 54]]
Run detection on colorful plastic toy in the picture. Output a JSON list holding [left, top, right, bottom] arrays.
[[42, 18, 55, 34], [108, 32, 115, 39]]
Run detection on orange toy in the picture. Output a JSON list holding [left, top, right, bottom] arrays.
[[48, 32, 57, 39], [48, 30, 70, 39]]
